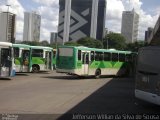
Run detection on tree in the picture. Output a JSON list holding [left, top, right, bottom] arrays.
[[40, 40, 49, 46], [20, 41, 40, 46], [103, 33, 126, 50], [77, 37, 103, 48], [64, 41, 81, 46], [126, 41, 148, 52]]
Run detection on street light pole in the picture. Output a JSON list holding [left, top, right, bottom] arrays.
[[106, 36, 109, 49], [6, 4, 10, 42], [107, 38, 108, 49]]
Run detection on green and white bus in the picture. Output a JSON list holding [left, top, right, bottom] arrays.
[[13, 44, 31, 72], [135, 46, 160, 105], [30, 46, 53, 72], [56, 46, 134, 78], [53, 49, 57, 69], [0, 42, 15, 77]]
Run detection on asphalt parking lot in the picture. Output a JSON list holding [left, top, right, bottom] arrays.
[[0, 71, 160, 120]]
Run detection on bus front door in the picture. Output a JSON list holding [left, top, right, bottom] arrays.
[[22, 50, 30, 72], [0, 48, 11, 77], [82, 52, 90, 75]]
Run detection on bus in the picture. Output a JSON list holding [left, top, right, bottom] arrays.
[[53, 49, 57, 69], [0, 42, 15, 77], [13, 44, 31, 72], [30, 46, 53, 72], [135, 46, 160, 105], [56, 46, 135, 78]]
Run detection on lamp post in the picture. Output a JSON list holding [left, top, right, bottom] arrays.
[[6, 4, 10, 12], [6, 4, 10, 42], [106, 36, 109, 49]]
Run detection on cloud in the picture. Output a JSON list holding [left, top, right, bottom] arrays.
[[106, 0, 125, 34], [122, 0, 142, 11], [106, 0, 125, 20], [40, 28, 51, 41], [36, 5, 59, 41], [106, 0, 159, 40], [30, 0, 59, 41], [37, 6, 58, 21], [0, 0, 159, 42], [32, 0, 59, 8], [152, 6, 160, 15]]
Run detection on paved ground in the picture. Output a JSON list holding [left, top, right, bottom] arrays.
[[0, 71, 159, 120]]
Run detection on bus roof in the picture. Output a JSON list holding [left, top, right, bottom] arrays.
[[0, 42, 12, 47], [13, 44, 31, 48], [58, 46, 132, 54], [31, 46, 53, 51]]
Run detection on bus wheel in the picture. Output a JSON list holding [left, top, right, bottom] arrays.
[[32, 65, 40, 73], [95, 69, 101, 79]]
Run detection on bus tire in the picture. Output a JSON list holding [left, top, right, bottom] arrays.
[[95, 69, 101, 79], [32, 65, 40, 73]]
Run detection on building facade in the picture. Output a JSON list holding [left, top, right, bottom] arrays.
[[121, 9, 139, 43], [145, 27, 153, 42], [57, 0, 106, 44], [50, 32, 58, 44], [148, 16, 160, 45], [23, 12, 41, 42], [0, 12, 16, 43]]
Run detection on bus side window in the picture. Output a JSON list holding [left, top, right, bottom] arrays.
[[95, 52, 99, 61], [95, 52, 103, 61], [99, 52, 104, 61], [112, 53, 118, 62], [104, 52, 111, 61], [78, 50, 81, 61], [91, 51, 94, 61], [1, 49, 11, 67], [125, 54, 132, 62], [119, 54, 125, 62], [32, 49, 43, 57]]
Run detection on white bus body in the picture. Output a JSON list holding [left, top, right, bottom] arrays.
[[135, 46, 160, 105]]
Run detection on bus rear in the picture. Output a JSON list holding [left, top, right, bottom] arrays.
[[56, 47, 76, 74], [135, 46, 160, 105]]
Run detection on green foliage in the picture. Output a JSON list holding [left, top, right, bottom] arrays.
[[103, 33, 126, 50], [49, 43, 57, 49], [77, 37, 103, 48], [19, 40, 51, 47], [40, 40, 49, 46], [64, 41, 81, 46], [126, 41, 148, 52], [18, 37, 147, 52], [20, 41, 40, 46]]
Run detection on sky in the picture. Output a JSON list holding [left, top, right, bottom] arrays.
[[0, 0, 160, 42]]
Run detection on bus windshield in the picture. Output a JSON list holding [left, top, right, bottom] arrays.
[[138, 49, 160, 70], [32, 49, 43, 57], [1, 48, 11, 67]]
